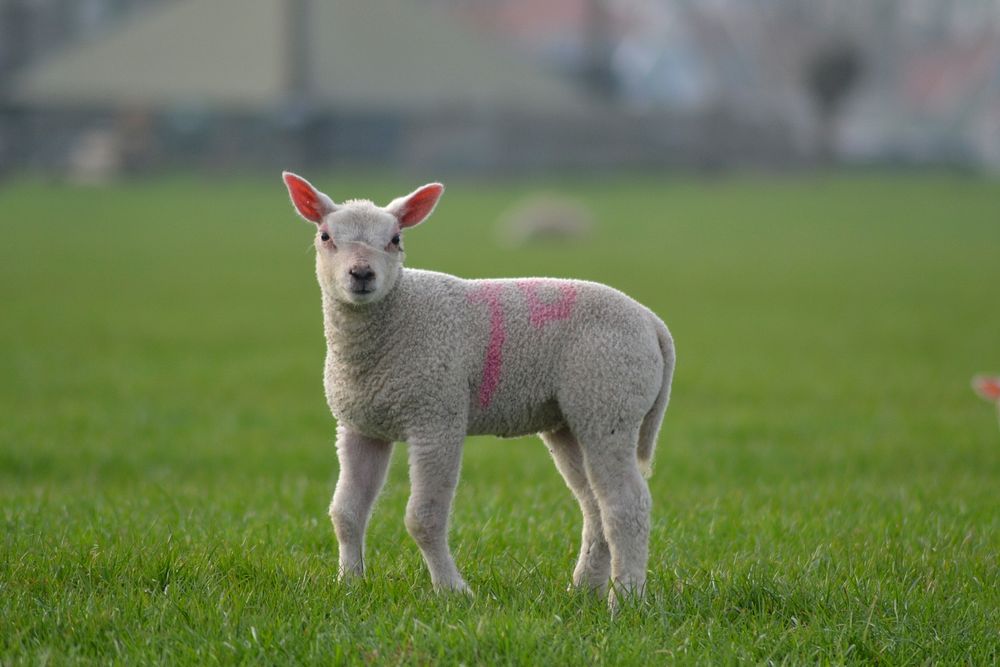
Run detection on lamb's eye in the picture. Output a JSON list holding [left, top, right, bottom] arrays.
[[320, 232, 330, 242], [390, 234, 401, 246]]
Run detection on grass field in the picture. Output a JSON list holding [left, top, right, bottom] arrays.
[[1, 172, 999, 664]]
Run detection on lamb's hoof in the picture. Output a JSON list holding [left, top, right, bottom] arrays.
[[337, 566, 364, 582], [567, 579, 609, 597], [435, 579, 474, 596], [607, 582, 646, 613]]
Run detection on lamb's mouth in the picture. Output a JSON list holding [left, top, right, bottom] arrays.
[[346, 285, 378, 301]]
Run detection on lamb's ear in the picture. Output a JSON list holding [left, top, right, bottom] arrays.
[[385, 183, 444, 228], [972, 375, 1000, 401], [282, 171, 337, 224]]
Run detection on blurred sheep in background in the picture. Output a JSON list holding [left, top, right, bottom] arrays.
[[497, 194, 595, 247]]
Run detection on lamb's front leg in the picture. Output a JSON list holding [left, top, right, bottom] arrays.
[[329, 425, 393, 579], [405, 436, 470, 594]]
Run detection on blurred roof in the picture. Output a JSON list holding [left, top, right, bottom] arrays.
[[11, 0, 586, 113]]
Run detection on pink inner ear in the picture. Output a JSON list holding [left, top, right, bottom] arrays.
[[974, 376, 1000, 400], [397, 184, 444, 228], [284, 173, 326, 223]]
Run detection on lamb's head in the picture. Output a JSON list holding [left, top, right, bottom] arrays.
[[282, 172, 444, 305]]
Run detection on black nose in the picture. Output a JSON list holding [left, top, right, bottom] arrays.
[[349, 266, 375, 282]]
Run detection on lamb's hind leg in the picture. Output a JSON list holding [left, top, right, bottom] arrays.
[[330, 425, 394, 579], [579, 427, 652, 608], [541, 428, 611, 593]]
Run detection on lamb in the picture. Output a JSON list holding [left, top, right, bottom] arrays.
[[281, 172, 675, 606]]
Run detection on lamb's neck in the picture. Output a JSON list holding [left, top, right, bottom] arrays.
[[322, 289, 400, 365]]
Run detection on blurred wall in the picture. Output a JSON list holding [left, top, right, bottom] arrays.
[[2, 0, 998, 178]]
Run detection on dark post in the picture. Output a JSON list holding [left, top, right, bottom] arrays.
[[804, 42, 863, 163], [0, 0, 33, 177], [581, 0, 618, 101], [284, 0, 318, 166], [286, 0, 313, 101]]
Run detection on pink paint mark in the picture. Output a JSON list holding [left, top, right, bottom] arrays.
[[517, 281, 578, 328], [468, 282, 506, 409]]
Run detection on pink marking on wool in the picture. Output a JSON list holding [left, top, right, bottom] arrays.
[[467, 282, 507, 409], [516, 281, 578, 328]]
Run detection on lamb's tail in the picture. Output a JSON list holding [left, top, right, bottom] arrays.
[[637, 317, 675, 478]]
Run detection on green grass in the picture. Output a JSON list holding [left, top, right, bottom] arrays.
[[1, 172, 999, 664]]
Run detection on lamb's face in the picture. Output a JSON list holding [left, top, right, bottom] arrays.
[[282, 173, 444, 307], [315, 202, 404, 305]]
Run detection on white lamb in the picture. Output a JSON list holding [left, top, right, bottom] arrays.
[[282, 172, 675, 606]]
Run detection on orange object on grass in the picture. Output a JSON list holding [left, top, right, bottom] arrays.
[[972, 375, 1000, 401]]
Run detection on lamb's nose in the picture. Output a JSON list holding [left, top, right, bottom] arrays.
[[349, 266, 375, 281]]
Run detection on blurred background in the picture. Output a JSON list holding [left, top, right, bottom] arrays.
[[2, 5, 1000, 660], [1, 0, 999, 179]]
